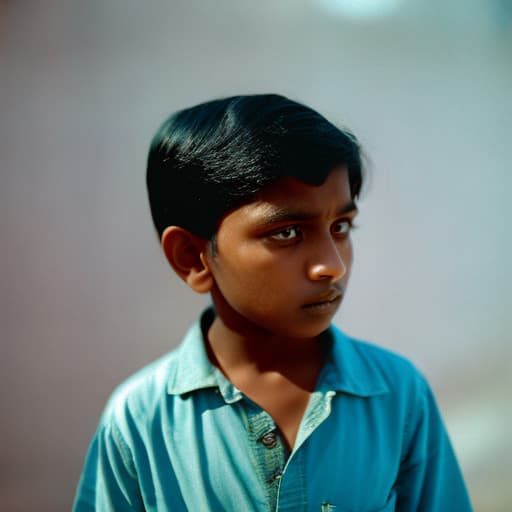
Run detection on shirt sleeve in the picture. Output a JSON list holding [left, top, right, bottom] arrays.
[[72, 421, 145, 512], [395, 377, 473, 511]]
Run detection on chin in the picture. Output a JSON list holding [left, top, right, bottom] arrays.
[[281, 318, 334, 340]]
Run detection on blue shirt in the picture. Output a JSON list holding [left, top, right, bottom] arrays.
[[73, 309, 472, 511]]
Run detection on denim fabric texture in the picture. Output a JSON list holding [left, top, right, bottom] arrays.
[[73, 308, 472, 511]]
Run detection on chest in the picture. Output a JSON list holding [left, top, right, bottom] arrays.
[[139, 390, 403, 511]]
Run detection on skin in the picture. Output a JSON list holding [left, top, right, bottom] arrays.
[[162, 167, 358, 449]]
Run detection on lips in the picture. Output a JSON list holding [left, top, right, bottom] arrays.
[[302, 289, 343, 309]]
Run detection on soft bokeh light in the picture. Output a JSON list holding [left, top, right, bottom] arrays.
[[317, 0, 404, 19]]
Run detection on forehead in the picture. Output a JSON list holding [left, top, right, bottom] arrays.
[[217, 167, 355, 233]]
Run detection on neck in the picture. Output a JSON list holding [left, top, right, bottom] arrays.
[[206, 313, 325, 375]]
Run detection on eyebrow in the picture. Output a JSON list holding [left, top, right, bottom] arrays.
[[255, 200, 358, 226]]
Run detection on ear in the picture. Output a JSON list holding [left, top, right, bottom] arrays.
[[161, 226, 214, 294]]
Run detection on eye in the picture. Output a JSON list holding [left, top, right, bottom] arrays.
[[332, 219, 352, 237], [270, 226, 302, 241]]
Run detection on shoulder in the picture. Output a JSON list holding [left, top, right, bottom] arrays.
[[328, 327, 445, 450], [351, 336, 424, 381], [98, 345, 182, 430], [327, 325, 430, 400], [97, 312, 214, 434]]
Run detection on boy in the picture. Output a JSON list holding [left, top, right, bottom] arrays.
[[73, 94, 472, 511]]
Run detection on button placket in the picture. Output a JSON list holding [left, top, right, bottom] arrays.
[[244, 402, 287, 508]]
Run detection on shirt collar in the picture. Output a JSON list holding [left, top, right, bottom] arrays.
[[318, 327, 390, 397], [167, 308, 390, 399], [167, 309, 244, 403]]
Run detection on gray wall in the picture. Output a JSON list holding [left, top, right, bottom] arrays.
[[1, 1, 511, 510]]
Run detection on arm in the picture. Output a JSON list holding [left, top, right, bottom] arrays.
[[395, 378, 473, 511], [73, 422, 144, 512]]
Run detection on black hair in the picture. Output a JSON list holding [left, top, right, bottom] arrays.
[[147, 94, 363, 239]]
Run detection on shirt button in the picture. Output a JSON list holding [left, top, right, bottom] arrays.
[[267, 472, 282, 484], [259, 431, 278, 449]]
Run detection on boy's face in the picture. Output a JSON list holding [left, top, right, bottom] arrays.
[[205, 167, 358, 340]]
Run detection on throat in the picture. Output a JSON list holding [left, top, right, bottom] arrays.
[[206, 314, 325, 373], [208, 335, 325, 451], [205, 313, 328, 450]]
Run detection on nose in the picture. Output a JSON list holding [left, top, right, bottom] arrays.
[[306, 236, 347, 282]]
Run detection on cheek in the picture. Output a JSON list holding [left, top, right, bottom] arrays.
[[235, 260, 294, 297], [214, 252, 297, 303]]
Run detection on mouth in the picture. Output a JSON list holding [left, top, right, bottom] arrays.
[[301, 292, 343, 311]]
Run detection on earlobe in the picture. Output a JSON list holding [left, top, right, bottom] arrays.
[[161, 226, 213, 294]]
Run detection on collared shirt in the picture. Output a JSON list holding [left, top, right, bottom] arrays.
[[73, 309, 472, 511]]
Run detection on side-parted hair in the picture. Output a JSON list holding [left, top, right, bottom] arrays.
[[147, 94, 363, 239]]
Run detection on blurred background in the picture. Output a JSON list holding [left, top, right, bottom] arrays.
[[1, 0, 510, 510]]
